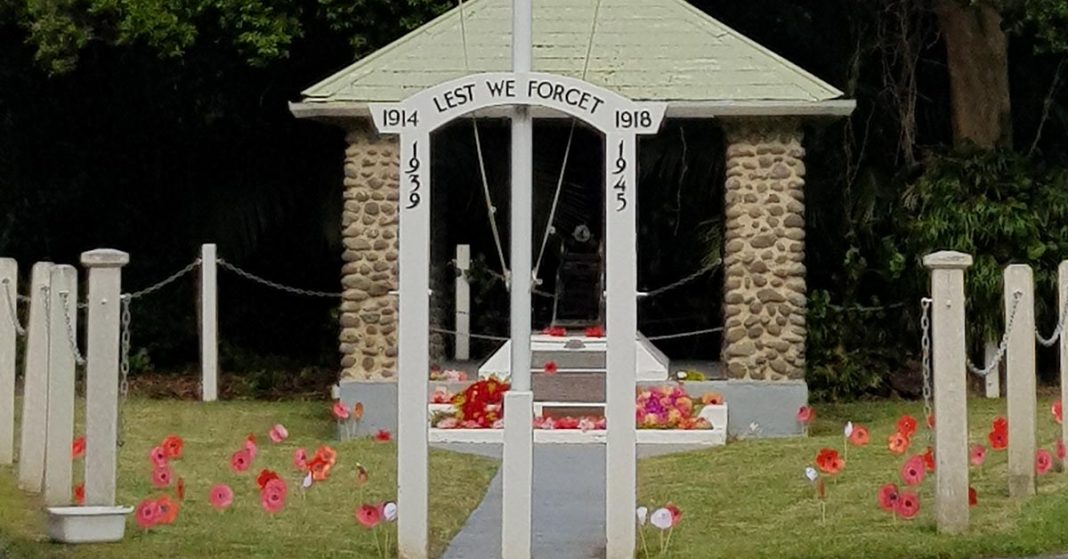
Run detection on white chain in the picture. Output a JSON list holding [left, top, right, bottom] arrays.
[[1036, 295, 1068, 347], [967, 290, 1023, 377], [920, 297, 933, 428], [646, 327, 723, 341], [118, 295, 131, 447], [1, 278, 26, 336], [126, 259, 201, 300], [640, 259, 721, 299], [57, 291, 86, 366], [217, 259, 342, 298]]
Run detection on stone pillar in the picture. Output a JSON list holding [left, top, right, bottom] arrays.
[[340, 123, 400, 380], [722, 121, 807, 380]]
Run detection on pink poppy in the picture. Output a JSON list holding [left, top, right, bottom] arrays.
[[261, 478, 287, 514], [151, 465, 174, 488], [268, 424, 288, 444], [900, 455, 925, 486], [135, 498, 161, 529], [578, 417, 597, 432], [796, 406, 813, 425], [444, 370, 468, 382], [374, 429, 392, 442], [148, 446, 167, 468], [543, 361, 559, 375], [556, 417, 580, 430], [895, 491, 920, 519], [1036, 449, 1053, 475], [491, 418, 505, 429], [210, 484, 234, 510], [244, 435, 258, 460], [293, 448, 308, 470], [970, 444, 987, 467], [332, 402, 350, 420], [533, 416, 556, 430], [877, 483, 899, 512], [437, 417, 460, 429], [230, 449, 252, 473], [356, 504, 381, 528], [595, 417, 607, 429], [1054, 401, 1063, 424]]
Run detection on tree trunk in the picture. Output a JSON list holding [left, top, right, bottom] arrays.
[[935, 0, 1012, 149]]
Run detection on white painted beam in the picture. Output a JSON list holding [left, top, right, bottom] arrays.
[[454, 245, 470, 361], [200, 244, 218, 402]]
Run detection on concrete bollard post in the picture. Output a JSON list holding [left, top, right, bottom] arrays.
[[454, 244, 470, 361], [0, 259, 17, 465], [923, 250, 972, 534], [200, 244, 218, 402], [81, 250, 128, 506], [18, 262, 53, 492], [1005, 264, 1036, 498], [1060, 261, 1068, 470], [43, 265, 78, 506]]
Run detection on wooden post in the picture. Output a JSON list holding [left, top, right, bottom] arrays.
[[1059, 261, 1068, 471], [1005, 264, 1036, 498], [81, 250, 128, 506], [923, 250, 971, 534], [44, 264, 77, 506], [454, 244, 470, 361], [200, 244, 218, 402], [18, 262, 53, 492], [0, 259, 16, 465], [984, 338, 1000, 398]]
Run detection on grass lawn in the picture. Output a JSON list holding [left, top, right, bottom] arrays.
[[639, 390, 1068, 559], [0, 399, 498, 559]]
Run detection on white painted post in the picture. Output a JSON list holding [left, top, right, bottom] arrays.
[[454, 244, 470, 361], [605, 133, 638, 558], [1005, 264, 1036, 498], [200, 244, 218, 402], [81, 250, 128, 506], [502, 1, 534, 558], [1059, 261, 1068, 469], [0, 259, 16, 465], [44, 264, 77, 506], [984, 338, 1000, 398], [397, 131, 431, 559], [923, 251, 971, 534], [18, 262, 53, 492]]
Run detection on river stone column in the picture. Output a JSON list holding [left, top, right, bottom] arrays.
[[721, 120, 806, 381]]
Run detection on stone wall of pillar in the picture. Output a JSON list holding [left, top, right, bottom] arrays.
[[721, 121, 807, 381]]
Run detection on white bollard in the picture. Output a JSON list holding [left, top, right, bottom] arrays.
[[200, 244, 218, 402], [81, 250, 128, 506], [984, 338, 1000, 398], [0, 259, 17, 465], [454, 244, 470, 361], [1005, 264, 1036, 498], [923, 251, 972, 534], [18, 262, 53, 492], [501, 391, 533, 559], [1060, 261, 1068, 468], [44, 264, 78, 506]]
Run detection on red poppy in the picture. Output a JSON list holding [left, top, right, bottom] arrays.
[[970, 444, 987, 467], [71, 436, 86, 460], [897, 415, 918, 437], [664, 502, 682, 526], [992, 416, 1008, 434], [849, 425, 870, 446], [988, 429, 1008, 451], [796, 406, 814, 425], [73, 484, 84, 505], [543, 326, 567, 337], [161, 435, 183, 459], [895, 491, 920, 519], [374, 429, 392, 442], [584, 325, 605, 338], [356, 503, 381, 528], [176, 477, 185, 500], [308, 457, 331, 482], [888, 432, 910, 455], [877, 483, 899, 512], [1036, 449, 1053, 475], [543, 361, 559, 375], [968, 486, 977, 507], [156, 495, 179, 525], [315, 445, 338, 466], [922, 447, 935, 473], [257, 469, 281, 491], [815, 448, 845, 475], [900, 455, 926, 486], [1054, 401, 1063, 425]]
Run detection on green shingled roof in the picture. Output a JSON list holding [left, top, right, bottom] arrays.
[[300, 0, 846, 110]]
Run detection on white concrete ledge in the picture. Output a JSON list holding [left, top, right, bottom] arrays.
[[429, 428, 726, 446]]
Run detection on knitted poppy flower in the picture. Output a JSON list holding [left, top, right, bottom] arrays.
[[71, 436, 85, 460], [161, 435, 183, 459], [815, 448, 844, 475], [1036, 449, 1053, 475], [156, 495, 179, 525], [922, 447, 935, 473], [992, 416, 1008, 434], [308, 458, 331, 482], [293, 448, 308, 471], [543, 361, 559, 375], [315, 445, 338, 466], [356, 503, 382, 528], [895, 491, 920, 519], [353, 402, 365, 421], [135, 498, 161, 529], [888, 432, 910, 455], [988, 429, 1008, 451], [796, 406, 814, 425], [849, 425, 869, 446], [268, 424, 288, 444], [584, 325, 605, 338], [256, 469, 280, 491], [900, 456, 926, 486], [968, 486, 978, 507], [152, 465, 174, 489], [332, 402, 350, 420], [897, 415, 918, 438], [209, 483, 234, 510], [73, 484, 84, 505], [374, 429, 392, 442], [543, 326, 567, 337], [877, 483, 899, 512], [148, 446, 168, 468], [1054, 401, 1063, 425], [970, 444, 987, 467], [230, 449, 252, 473], [260, 478, 287, 514]]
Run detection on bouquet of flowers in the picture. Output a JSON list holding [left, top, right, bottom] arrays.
[[635, 385, 718, 430], [433, 375, 510, 428]]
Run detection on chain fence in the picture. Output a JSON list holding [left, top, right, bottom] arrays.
[[118, 295, 132, 447], [639, 259, 721, 299], [1036, 296, 1068, 347], [965, 289, 1023, 377], [57, 291, 86, 366], [126, 258, 201, 300], [218, 259, 342, 298], [1, 278, 26, 336], [920, 297, 933, 435]]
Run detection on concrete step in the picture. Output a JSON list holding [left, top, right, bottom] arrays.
[[531, 350, 605, 369], [532, 372, 604, 403]]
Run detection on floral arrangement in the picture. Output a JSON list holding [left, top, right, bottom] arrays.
[[533, 416, 605, 430], [432, 375, 510, 428], [635, 386, 720, 430]]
